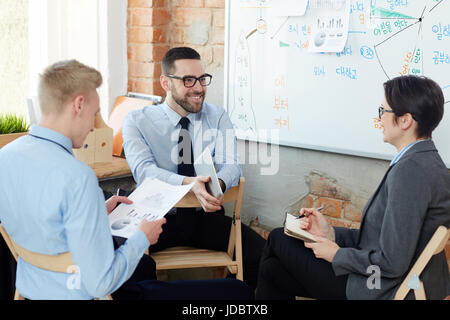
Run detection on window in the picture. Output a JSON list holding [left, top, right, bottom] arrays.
[[28, 0, 127, 122]]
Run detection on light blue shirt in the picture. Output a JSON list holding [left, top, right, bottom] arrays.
[[390, 139, 429, 166], [122, 102, 242, 191], [0, 125, 149, 299]]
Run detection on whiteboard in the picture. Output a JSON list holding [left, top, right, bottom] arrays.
[[225, 0, 450, 167]]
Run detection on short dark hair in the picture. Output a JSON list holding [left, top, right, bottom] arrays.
[[162, 47, 201, 75], [383, 75, 444, 138]]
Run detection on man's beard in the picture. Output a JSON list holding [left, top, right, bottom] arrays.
[[172, 87, 205, 114]]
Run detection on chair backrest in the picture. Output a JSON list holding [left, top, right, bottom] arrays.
[[26, 96, 41, 125], [0, 223, 18, 261], [394, 225, 450, 300], [0, 223, 75, 274], [109, 95, 162, 157], [1, 224, 113, 300], [174, 177, 245, 220]]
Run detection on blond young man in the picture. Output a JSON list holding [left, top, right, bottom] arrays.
[[0, 60, 252, 300]]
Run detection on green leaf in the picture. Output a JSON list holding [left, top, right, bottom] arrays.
[[0, 113, 30, 134]]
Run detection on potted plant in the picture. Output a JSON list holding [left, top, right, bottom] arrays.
[[0, 113, 30, 149]]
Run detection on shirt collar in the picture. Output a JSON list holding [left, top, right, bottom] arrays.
[[162, 101, 199, 127], [29, 125, 74, 155], [390, 139, 429, 166]]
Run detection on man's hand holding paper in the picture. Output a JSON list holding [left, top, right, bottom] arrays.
[[105, 196, 133, 215], [183, 175, 224, 212], [138, 218, 166, 246], [108, 178, 195, 238]]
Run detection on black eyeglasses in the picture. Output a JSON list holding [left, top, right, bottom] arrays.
[[378, 105, 394, 118], [166, 73, 212, 88]]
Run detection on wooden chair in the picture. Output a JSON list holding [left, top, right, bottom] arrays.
[[109, 94, 162, 157], [150, 177, 246, 281], [0, 223, 112, 300], [394, 225, 450, 300]]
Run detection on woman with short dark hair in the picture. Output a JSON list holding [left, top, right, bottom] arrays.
[[256, 75, 450, 300]]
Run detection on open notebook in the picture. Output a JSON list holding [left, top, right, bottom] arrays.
[[284, 213, 317, 243]]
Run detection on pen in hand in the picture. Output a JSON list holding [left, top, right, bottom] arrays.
[[296, 205, 324, 219]]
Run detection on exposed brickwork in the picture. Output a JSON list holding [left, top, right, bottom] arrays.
[[283, 172, 363, 229], [127, 0, 225, 98]]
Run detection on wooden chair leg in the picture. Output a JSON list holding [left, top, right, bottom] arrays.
[[227, 223, 236, 257], [235, 221, 243, 281], [14, 289, 25, 300], [414, 281, 426, 300]]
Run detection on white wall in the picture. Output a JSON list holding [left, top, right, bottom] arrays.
[[0, 0, 28, 116]]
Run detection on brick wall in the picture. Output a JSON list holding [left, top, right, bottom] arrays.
[[127, 0, 225, 98], [250, 171, 363, 240], [297, 172, 363, 229]]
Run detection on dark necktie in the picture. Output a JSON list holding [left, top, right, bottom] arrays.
[[177, 117, 197, 217], [178, 117, 195, 177]]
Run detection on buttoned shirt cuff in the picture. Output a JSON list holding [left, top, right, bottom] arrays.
[[167, 173, 186, 186], [217, 173, 231, 193], [127, 230, 150, 254]]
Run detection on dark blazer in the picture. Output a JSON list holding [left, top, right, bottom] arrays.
[[332, 140, 450, 300]]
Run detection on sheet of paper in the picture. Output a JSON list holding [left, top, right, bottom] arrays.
[[108, 178, 194, 238], [268, 0, 308, 17], [308, 0, 350, 53], [193, 147, 223, 198]]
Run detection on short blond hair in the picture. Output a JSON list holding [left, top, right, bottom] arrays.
[[38, 60, 102, 114]]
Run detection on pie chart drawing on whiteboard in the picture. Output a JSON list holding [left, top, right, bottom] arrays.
[[371, 0, 450, 101]]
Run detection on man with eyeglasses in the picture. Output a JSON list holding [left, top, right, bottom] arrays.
[[121, 47, 266, 290]]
